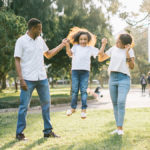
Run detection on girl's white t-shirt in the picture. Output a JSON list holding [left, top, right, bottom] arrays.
[[105, 46, 135, 76], [71, 44, 99, 71]]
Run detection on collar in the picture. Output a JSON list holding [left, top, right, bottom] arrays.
[[25, 31, 40, 41]]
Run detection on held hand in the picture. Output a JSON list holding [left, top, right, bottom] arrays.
[[62, 38, 69, 46], [20, 79, 28, 91], [101, 38, 107, 45], [125, 44, 131, 51]]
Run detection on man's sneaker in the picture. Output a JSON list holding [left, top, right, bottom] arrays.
[[110, 129, 118, 135], [16, 133, 27, 141], [117, 130, 124, 135], [81, 112, 86, 119], [44, 131, 60, 138], [66, 109, 75, 116]]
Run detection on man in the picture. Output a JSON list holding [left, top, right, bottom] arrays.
[[14, 18, 67, 140]]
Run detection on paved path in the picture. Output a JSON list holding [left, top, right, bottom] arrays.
[[0, 89, 149, 113]]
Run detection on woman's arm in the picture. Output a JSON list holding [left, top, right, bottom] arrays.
[[126, 45, 135, 70]]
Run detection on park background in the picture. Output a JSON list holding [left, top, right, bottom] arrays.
[[0, 0, 150, 150]]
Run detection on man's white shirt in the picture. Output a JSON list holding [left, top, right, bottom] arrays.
[[14, 34, 49, 81]]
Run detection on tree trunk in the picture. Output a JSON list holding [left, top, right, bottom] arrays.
[[99, 75, 104, 88], [1, 75, 6, 89], [14, 78, 18, 92]]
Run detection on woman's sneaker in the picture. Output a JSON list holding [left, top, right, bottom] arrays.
[[81, 112, 86, 119], [117, 130, 124, 135], [66, 109, 75, 116], [110, 129, 118, 135]]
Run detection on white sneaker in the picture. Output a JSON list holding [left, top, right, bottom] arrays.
[[110, 129, 118, 135], [81, 112, 86, 119], [66, 109, 72, 116], [117, 130, 124, 135]]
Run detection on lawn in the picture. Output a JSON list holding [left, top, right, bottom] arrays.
[[0, 108, 150, 150]]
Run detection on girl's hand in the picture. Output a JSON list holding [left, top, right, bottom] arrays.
[[102, 38, 107, 45], [125, 44, 131, 51], [62, 38, 68, 46]]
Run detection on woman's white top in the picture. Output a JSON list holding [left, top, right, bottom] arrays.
[[71, 44, 99, 71], [105, 46, 135, 76]]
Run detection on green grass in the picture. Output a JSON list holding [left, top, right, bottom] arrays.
[[0, 108, 150, 150]]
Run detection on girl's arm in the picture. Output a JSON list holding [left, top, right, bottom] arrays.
[[126, 45, 135, 69], [98, 38, 109, 62], [66, 41, 72, 57]]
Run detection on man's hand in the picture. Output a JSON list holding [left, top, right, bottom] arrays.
[[62, 38, 69, 46], [102, 38, 107, 45], [20, 79, 28, 91]]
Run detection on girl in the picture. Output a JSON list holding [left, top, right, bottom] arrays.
[[99, 33, 135, 135], [65, 27, 106, 119]]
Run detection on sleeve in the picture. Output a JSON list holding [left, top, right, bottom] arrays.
[[71, 44, 78, 54], [90, 46, 99, 59], [129, 48, 135, 58], [105, 47, 113, 57], [41, 38, 49, 53], [14, 38, 23, 58]]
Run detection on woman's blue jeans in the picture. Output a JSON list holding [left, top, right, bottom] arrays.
[[16, 79, 53, 135], [109, 72, 130, 127], [71, 70, 89, 110]]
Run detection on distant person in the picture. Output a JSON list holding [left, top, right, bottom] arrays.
[[147, 72, 150, 96], [14, 18, 67, 140], [94, 86, 103, 100], [98, 34, 135, 135], [140, 74, 147, 96]]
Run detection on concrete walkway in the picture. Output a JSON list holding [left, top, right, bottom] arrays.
[[0, 89, 149, 114]]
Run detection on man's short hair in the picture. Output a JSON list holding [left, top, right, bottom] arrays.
[[28, 18, 41, 30]]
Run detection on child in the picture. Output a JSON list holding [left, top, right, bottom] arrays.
[[65, 27, 106, 119], [98, 33, 135, 135], [94, 86, 103, 100]]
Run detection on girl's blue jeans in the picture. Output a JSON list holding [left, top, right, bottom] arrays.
[[71, 70, 89, 110], [16, 79, 53, 135], [109, 72, 130, 127]]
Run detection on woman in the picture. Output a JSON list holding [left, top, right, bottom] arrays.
[[98, 34, 135, 135]]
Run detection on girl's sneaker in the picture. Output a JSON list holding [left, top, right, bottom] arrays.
[[66, 109, 75, 116], [81, 112, 86, 119], [117, 130, 124, 135], [110, 129, 118, 135]]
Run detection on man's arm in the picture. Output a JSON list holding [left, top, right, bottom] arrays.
[[44, 39, 67, 59], [15, 57, 28, 90]]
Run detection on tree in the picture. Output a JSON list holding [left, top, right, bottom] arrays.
[[0, 9, 26, 89]]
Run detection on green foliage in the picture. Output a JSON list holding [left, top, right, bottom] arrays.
[[4, 0, 120, 84], [0, 9, 26, 88]]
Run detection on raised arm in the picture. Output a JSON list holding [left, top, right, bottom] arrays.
[[44, 38, 68, 59], [98, 38, 109, 62], [125, 45, 135, 70], [65, 41, 72, 57]]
